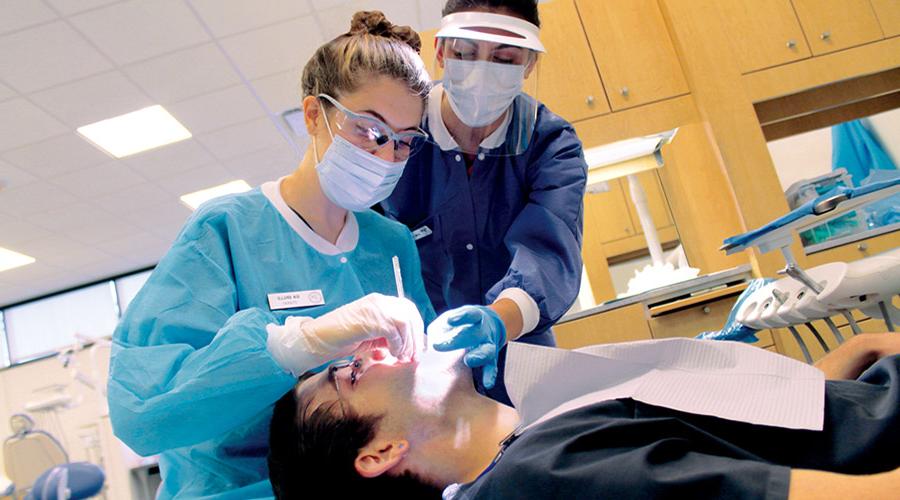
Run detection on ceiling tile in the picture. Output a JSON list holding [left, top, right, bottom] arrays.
[[154, 163, 236, 196], [0, 81, 15, 101], [0, 99, 68, 151], [318, 0, 420, 40], [44, 0, 121, 16], [62, 217, 142, 246], [123, 43, 240, 104], [0, 217, 53, 246], [95, 230, 169, 258], [418, 0, 444, 31], [0, 22, 112, 93], [121, 201, 192, 241], [123, 139, 217, 180], [51, 162, 145, 198], [25, 202, 116, 232], [250, 70, 302, 116], [92, 183, 172, 214], [223, 144, 299, 185], [196, 117, 287, 161], [0, 160, 38, 190], [15, 235, 112, 268], [219, 16, 322, 80], [310, 0, 353, 11], [2, 134, 111, 178], [0, 183, 79, 217], [25, 202, 144, 246], [0, 0, 57, 36], [0, 263, 62, 297], [168, 85, 266, 135], [70, 0, 209, 65], [30, 71, 153, 128], [0, 83, 17, 101], [190, 0, 312, 37]]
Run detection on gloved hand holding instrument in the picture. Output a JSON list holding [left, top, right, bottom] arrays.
[[266, 293, 425, 376]]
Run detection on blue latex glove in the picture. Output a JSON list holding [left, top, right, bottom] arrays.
[[429, 305, 507, 389]]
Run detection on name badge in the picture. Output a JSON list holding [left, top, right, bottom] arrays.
[[412, 226, 433, 241], [268, 290, 325, 311]]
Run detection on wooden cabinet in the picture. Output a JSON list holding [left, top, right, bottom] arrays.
[[583, 171, 676, 251], [871, 0, 900, 38], [715, 0, 812, 73], [792, 0, 884, 55], [555, 303, 652, 349], [803, 227, 900, 268], [584, 183, 637, 244], [648, 291, 776, 349], [555, 285, 777, 351], [576, 0, 689, 110], [535, 0, 610, 121]]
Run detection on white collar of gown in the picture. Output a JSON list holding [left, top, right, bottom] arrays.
[[261, 177, 359, 256]]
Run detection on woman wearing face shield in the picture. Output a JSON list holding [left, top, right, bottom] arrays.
[[382, 0, 587, 403], [106, 12, 435, 499]]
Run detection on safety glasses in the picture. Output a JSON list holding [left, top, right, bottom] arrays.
[[318, 94, 428, 161], [327, 357, 361, 417], [440, 37, 536, 66]]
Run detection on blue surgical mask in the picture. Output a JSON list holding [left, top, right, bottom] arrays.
[[443, 59, 525, 127], [314, 134, 407, 212]]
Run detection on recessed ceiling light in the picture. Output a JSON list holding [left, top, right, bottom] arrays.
[[180, 180, 252, 210], [0, 247, 36, 273], [76, 105, 191, 158]]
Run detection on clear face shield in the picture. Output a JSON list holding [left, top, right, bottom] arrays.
[[428, 12, 546, 157]]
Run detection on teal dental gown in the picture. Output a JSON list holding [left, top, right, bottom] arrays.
[[107, 179, 435, 499]]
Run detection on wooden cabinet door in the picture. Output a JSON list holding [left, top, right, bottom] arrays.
[[716, 0, 812, 73], [792, 0, 884, 55], [576, 0, 689, 110], [535, 0, 610, 121], [871, 0, 900, 37], [584, 182, 637, 244]]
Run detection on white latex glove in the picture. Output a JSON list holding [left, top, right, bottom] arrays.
[[266, 293, 424, 375]]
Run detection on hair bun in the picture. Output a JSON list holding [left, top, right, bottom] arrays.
[[348, 10, 422, 53]]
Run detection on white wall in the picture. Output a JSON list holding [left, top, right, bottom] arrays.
[[0, 345, 137, 499], [767, 107, 900, 191]]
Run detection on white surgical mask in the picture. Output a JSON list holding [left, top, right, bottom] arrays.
[[314, 134, 407, 212], [442, 59, 525, 127]]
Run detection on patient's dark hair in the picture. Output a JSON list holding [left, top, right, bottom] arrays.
[[442, 0, 541, 27], [268, 383, 443, 499]]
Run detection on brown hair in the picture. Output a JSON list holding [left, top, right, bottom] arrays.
[[301, 11, 431, 102]]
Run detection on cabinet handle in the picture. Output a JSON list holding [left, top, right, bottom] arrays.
[[858, 243, 868, 252], [786, 39, 797, 49], [620, 87, 630, 97], [820, 31, 831, 41], [586, 95, 595, 105], [702, 306, 711, 314]]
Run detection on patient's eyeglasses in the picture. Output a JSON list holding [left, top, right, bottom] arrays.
[[317, 93, 428, 161], [328, 358, 361, 417]]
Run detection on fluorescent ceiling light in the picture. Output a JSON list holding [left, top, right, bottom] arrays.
[[180, 180, 252, 210], [77, 105, 191, 158], [583, 129, 678, 170], [0, 247, 36, 273]]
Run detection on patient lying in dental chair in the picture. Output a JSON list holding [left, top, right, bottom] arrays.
[[268, 334, 900, 499]]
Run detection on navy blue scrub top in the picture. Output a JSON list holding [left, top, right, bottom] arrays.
[[383, 97, 587, 346]]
